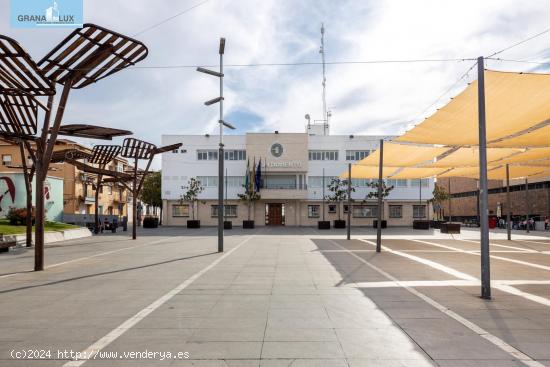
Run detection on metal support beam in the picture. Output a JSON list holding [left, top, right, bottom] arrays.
[[506, 164, 511, 240], [322, 168, 326, 222], [376, 139, 384, 253], [448, 179, 452, 222], [217, 44, 225, 253], [347, 163, 351, 240], [477, 56, 491, 300], [525, 178, 530, 234]]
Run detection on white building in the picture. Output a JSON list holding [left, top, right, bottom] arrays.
[[161, 127, 433, 227]]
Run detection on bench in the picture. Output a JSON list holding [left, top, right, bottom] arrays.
[[0, 234, 17, 253]]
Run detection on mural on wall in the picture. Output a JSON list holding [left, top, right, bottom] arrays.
[[0, 173, 63, 222], [0, 177, 16, 212]]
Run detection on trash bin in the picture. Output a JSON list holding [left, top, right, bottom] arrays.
[[488, 217, 497, 229]]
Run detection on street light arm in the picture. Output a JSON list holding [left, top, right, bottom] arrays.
[[196, 67, 223, 78]]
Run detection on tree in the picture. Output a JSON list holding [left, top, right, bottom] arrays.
[[364, 180, 394, 219], [429, 184, 450, 221], [237, 184, 261, 220], [139, 171, 162, 224], [325, 178, 355, 220], [181, 177, 204, 220]]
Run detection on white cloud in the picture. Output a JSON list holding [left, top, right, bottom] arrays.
[[1, 0, 550, 169]]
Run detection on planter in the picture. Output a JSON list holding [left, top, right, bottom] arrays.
[[318, 221, 331, 230], [430, 220, 445, 229], [143, 217, 159, 228], [187, 220, 201, 229], [224, 221, 233, 230], [441, 222, 461, 234], [372, 220, 387, 229], [243, 220, 255, 229], [413, 220, 430, 230], [334, 220, 346, 229]]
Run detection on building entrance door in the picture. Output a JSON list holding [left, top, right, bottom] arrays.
[[266, 203, 285, 225]]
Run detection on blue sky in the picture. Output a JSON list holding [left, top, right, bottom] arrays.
[[1, 0, 550, 168]]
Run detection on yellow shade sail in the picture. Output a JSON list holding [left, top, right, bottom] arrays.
[[437, 165, 549, 180], [426, 147, 521, 168], [357, 142, 448, 167], [496, 147, 550, 166], [396, 70, 550, 146], [339, 165, 399, 179], [490, 124, 550, 147], [389, 167, 448, 179]]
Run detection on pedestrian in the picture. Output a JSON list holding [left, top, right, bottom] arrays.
[[545, 216, 548, 230]]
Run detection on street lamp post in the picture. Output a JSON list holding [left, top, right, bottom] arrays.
[[197, 38, 235, 253]]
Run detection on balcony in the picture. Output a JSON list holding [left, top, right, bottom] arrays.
[[260, 187, 308, 200]]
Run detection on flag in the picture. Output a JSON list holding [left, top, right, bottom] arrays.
[[251, 157, 256, 193], [255, 158, 262, 192]]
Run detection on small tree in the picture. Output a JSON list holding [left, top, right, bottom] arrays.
[[181, 177, 204, 220], [325, 178, 355, 220], [237, 184, 261, 220], [364, 180, 394, 219], [429, 184, 450, 221], [139, 171, 162, 223]]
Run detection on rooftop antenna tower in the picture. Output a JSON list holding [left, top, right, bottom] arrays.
[[320, 23, 329, 135]]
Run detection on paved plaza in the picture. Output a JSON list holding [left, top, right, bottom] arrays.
[[1, 227, 550, 366]]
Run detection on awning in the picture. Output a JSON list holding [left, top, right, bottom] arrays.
[[426, 147, 521, 168], [357, 142, 448, 167], [389, 167, 448, 179], [339, 165, 399, 179], [395, 70, 550, 146], [437, 165, 549, 180]]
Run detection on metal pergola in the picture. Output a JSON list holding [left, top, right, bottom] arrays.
[[0, 24, 148, 271]]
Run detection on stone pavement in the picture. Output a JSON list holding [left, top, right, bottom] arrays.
[[1, 226, 550, 366]]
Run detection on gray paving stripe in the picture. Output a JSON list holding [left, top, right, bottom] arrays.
[[61, 235, 255, 367], [330, 239, 545, 367]]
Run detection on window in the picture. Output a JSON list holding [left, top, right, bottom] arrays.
[[172, 205, 189, 217], [264, 175, 297, 189], [107, 185, 112, 195], [308, 205, 320, 218], [389, 205, 402, 218], [83, 183, 89, 197], [117, 163, 124, 172], [308, 150, 339, 161], [328, 205, 336, 213], [197, 150, 218, 160], [172, 149, 178, 153], [413, 205, 426, 218], [343, 205, 349, 213], [351, 178, 371, 187], [307, 176, 336, 188], [346, 150, 370, 161], [353, 205, 378, 218], [211, 205, 238, 218], [386, 179, 408, 188], [224, 150, 246, 161], [410, 179, 429, 187], [2, 154, 12, 166], [197, 176, 218, 187], [225, 176, 245, 188]]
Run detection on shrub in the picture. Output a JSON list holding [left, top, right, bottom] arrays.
[[143, 216, 159, 228], [6, 207, 35, 225]]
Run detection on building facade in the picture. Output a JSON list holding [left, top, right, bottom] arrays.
[[0, 138, 132, 221], [437, 176, 550, 222], [161, 131, 434, 227]]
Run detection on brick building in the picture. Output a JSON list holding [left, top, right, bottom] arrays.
[[437, 176, 550, 222]]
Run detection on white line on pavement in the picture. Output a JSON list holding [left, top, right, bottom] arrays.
[[330, 239, 545, 367], [350, 279, 550, 288], [360, 240, 477, 281], [62, 235, 254, 367], [413, 239, 550, 272], [459, 239, 539, 253], [516, 239, 550, 246]]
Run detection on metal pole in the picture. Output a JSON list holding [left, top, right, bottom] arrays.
[[322, 168, 325, 221], [132, 157, 138, 240], [476, 180, 480, 226], [225, 167, 228, 222], [347, 163, 351, 240], [448, 179, 452, 222], [506, 164, 511, 240], [376, 139, 384, 252], [477, 56, 491, 300], [525, 178, 530, 234], [218, 50, 224, 253]]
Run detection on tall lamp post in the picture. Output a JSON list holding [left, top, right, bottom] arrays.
[[197, 37, 235, 253]]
